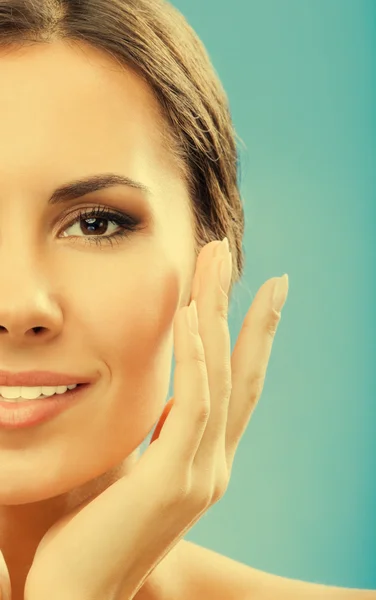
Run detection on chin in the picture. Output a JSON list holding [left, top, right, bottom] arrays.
[[0, 469, 84, 506], [0, 489, 52, 506]]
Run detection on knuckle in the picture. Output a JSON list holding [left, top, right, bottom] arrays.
[[212, 474, 228, 503], [195, 398, 210, 425], [263, 308, 281, 337], [212, 364, 232, 397], [190, 344, 207, 367], [189, 470, 217, 510], [219, 381, 232, 404], [165, 472, 193, 507], [189, 485, 212, 511], [214, 294, 229, 319], [194, 463, 229, 506], [247, 371, 265, 402], [223, 372, 232, 396], [169, 480, 210, 514], [218, 305, 229, 322]]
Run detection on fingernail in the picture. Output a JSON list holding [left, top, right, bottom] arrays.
[[212, 237, 232, 294], [214, 237, 229, 258], [194, 241, 222, 297], [272, 274, 289, 312], [187, 299, 199, 334]]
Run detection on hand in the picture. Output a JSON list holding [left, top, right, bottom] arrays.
[[0, 551, 11, 600], [24, 239, 289, 600]]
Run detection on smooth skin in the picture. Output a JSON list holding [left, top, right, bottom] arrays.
[[20, 239, 287, 600], [0, 551, 10, 600], [0, 38, 199, 599], [0, 40, 374, 600]]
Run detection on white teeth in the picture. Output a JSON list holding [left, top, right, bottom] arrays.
[[0, 384, 78, 402]]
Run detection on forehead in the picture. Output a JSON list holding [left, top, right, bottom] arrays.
[[0, 40, 185, 208]]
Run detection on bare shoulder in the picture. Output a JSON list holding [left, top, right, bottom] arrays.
[[133, 539, 257, 600], [171, 539, 262, 600], [175, 541, 376, 600], [134, 539, 376, 600]]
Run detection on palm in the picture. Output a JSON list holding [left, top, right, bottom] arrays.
[[24, 397, 183, 599]]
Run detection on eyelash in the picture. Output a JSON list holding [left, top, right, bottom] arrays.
[[60, 205, 142, 248]]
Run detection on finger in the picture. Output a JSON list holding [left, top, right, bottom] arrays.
[[191, 243, 233, 469], [149, 241, 218, 452], [0, 552, 11, 600], [225, 275, 289, 472], [191, 240, 221, 298], [154, 298, 211, 469]]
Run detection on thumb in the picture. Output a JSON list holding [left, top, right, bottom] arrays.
[[0, 551, 11, 600], [149, 397, 175, 445]]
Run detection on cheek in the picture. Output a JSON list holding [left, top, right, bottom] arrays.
[[76, 265, 180, 438], [0, 259, 190, 503]]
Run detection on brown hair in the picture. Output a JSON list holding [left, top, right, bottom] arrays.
[[0, 0, 247, 299]]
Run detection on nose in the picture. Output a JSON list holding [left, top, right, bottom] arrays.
[[0, 274, 63, 344], [0, 209, 65, 345], [0, 300, 63, 343], [0, 325, 44, 335]]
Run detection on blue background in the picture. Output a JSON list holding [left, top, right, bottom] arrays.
[[141, 0, 376, 589]]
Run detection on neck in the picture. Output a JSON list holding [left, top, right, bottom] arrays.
[[0, 450, 141, 600]]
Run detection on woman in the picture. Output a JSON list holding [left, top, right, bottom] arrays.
[[0, 1, 374, 599]]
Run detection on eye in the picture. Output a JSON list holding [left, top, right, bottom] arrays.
[[59, 205, 143, 248]]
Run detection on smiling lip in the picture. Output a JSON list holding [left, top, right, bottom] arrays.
[[0, 384, 90, 429], [0, 370, 94, 387]]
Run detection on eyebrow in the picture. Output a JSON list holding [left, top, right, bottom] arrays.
[[48, 173, 152, 205]]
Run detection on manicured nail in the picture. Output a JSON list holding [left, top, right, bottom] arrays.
[[214, 237, 230, 258], [272, 274, 289, 312], [187, 300, 199, 334], [211, 240, 222, 257]]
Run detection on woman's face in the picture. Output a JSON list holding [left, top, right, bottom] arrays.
[[0, 40, 196, 505]]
